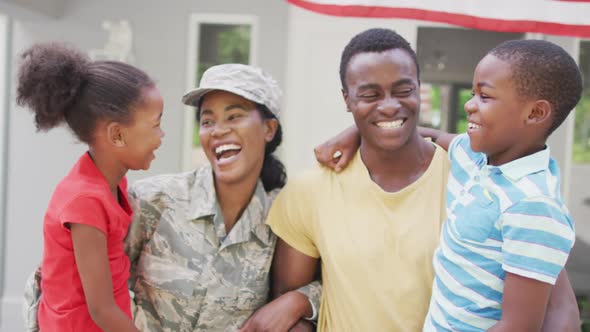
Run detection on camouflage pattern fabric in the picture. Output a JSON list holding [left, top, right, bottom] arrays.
[[126, 164, 320, 331], [23, 267, 41, 332]]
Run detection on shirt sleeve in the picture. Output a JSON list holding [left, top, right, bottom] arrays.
[[59, 196, 109, 234], [266, 174, 319, 258], [295, 280, 322, 321], [501, 198, 575, 285]]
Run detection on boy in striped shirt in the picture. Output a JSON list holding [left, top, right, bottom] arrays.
[[420, 39, 581, 331]]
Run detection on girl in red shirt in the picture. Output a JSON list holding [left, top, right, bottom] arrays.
[[16, 43, 164, 332]]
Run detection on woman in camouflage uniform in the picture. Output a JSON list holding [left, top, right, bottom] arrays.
[[25, 64, 320, 332]]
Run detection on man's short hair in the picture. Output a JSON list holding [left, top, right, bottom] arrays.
[[339, 28, 420, 91]]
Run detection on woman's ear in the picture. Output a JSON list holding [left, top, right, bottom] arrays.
[[264, 118, 279, 143], [106, 122, 126, 147]]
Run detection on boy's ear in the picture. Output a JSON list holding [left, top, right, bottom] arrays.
[[526, 100, 552, 126], [107, 122, 126, 147]]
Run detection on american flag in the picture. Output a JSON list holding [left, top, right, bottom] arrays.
[[287, 0, 590, 37]]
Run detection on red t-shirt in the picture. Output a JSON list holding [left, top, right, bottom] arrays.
[[38, 152, 133, 331]]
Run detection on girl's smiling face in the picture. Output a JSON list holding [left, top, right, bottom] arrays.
[[118, 86, 165, 170]]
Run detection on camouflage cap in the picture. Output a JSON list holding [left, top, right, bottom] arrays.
[[182, 63, 282, 119]]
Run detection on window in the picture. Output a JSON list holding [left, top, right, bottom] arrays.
[[183, 14, 258, 170], [419, 83, 471, 134], [419, 83, 443, 129], [574, 41, 590, 163]]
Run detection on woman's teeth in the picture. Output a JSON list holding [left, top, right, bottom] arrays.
[[215, 144, 242, 160]]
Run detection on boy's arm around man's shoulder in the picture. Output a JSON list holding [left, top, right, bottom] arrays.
[[418, 127, 457, 151]]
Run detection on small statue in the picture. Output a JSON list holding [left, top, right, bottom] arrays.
[[89, 20, 135, 63]]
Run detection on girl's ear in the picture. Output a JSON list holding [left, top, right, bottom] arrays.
[[264, 118, 278, 143], [107, 122, 126, 147]]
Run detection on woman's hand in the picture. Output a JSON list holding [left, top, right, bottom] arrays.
[[314, 125, 360, 172], [239, 291, 312, 332]]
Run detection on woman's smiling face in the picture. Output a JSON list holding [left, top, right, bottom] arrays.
[[199, 90, 277, 186]]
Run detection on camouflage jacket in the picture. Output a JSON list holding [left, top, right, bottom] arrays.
[[125, 164, 320, 331], [23, 165, 321, 332]]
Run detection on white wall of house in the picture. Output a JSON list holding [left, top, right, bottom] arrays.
[[0, 1, 288, 330]]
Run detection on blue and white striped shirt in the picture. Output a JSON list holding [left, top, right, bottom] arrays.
[[423, 134, 575, 332]]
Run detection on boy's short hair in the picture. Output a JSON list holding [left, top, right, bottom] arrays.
[[339, 28, 420, 91], [489, 39, 583, 136]]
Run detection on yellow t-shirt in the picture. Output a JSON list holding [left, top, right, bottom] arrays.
[[267, 146, 450, 332]]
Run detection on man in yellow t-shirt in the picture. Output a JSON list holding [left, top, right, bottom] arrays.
[[266, 28, 448, 331]]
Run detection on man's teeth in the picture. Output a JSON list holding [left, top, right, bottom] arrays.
[[215, 144, 241, 155], [468, 123, 482, 130], [376, 119, 404, 128]]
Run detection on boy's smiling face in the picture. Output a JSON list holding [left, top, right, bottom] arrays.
[[465, 54, 541, 166]]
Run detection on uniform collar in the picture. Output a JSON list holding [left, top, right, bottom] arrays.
[[188, 164, 274, 247], [188, 165, 218, 220]]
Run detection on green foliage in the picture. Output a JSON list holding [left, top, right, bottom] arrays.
[[218, 26, 251, 63], [573, 93, 590, 163], [430, 84, 441, 111], [574, 41, 590, 163], [196, 25, 251, 84], [455, 88, 472, 134]]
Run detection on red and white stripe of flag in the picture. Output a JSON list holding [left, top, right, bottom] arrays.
[[287, 0, 590, 37]]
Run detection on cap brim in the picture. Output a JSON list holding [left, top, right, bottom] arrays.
[[182, 88, 214, 107], [182, 85, 266, 110]]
